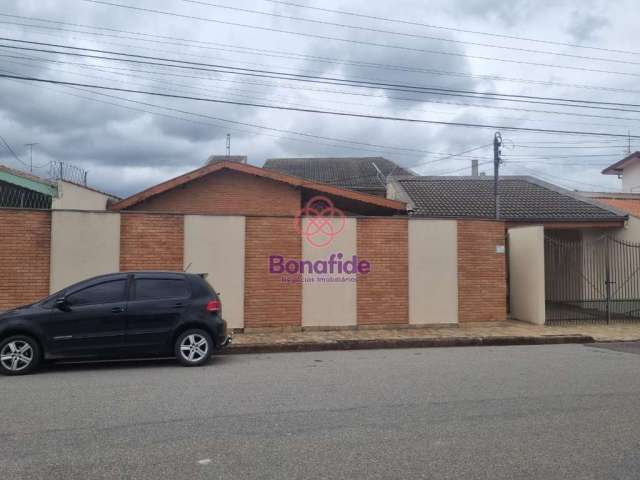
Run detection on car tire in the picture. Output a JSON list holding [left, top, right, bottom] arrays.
[[0, 335, 42, 376], [174, 329, 213, 367]]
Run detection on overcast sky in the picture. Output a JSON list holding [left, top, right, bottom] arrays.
[[0, 0, 638, 197]]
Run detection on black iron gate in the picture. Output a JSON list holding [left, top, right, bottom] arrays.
[[545, 235, 640, 324]]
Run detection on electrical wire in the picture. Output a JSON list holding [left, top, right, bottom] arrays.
[[4, 50, 640, 126], [4, 73, 640, 138], [79, 0, 640, 79], [259, 0, 640, 56], [3, 39, 640, 113], [3, 14, 638, 95], [178, 0, 640, 67]]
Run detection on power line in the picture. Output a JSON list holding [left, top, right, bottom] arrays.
[[4, 50, 640, 126], [0, 66, 488, 161], [6, 52, 638, 137], [3, 14, 638, 95], [259, 0, 640, 57], [178, 0, 640, 67], [1, 69, 498, 187], [3, 38, 640, 113], [511, 164, 608, 189], [0, 134, 28, 167], [3, 73, 640, 139], [1, 69, 622, 190], [78, 0, 640, 79]]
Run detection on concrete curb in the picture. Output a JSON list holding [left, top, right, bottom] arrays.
[[222, 334, 595, 355]]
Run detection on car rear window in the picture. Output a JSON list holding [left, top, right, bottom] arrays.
[[135, 278, 189, 301]]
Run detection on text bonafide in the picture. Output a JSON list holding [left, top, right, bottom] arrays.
[[269, 253, 371, 275]]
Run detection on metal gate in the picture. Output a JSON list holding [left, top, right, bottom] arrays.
[[545, 234, 640, 325]]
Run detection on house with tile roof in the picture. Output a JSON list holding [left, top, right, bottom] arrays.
[[387, 175, 627, 230], [0, 164, 119, 210], [109, 159, 406, 216], [263, 156, 413, 197]]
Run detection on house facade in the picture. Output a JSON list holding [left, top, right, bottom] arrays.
[[0, 160, 508, 330]]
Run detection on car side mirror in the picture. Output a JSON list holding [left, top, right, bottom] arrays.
[[55, 297, 71, 312]]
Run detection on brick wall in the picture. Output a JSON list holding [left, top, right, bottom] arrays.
[[0, 210, 51, 310], [244, 217, 302, 329], [457, 220, 507, 322], [595, 197, 640, 218], [120, 213, 184, 271], [127, 169, 301, 216], [357, 218, 409, 325]]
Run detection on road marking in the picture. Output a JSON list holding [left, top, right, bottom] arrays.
[[198, 459, 212, 466]]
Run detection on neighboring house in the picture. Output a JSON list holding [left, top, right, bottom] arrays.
[[601, 151, 640, 193], [387, 175, 627, 231], [575, 152, 640, 243], [580, 191, 640, 218], [0, 164, 119, 210], [263, 156, 414, 197]]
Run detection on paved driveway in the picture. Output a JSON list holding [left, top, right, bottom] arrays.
[[2, 344, 640, 479]]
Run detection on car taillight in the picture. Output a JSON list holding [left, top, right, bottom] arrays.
[[206, 300, 221, 312]]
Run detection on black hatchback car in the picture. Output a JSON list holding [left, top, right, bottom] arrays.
[[0, 271, 231, 375]]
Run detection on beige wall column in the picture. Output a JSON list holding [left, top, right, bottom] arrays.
[[184, 215, 245, 329], [408, 219, 458, 324], [52, 181, 111, 210], [508, 225, 545, 325], [50, 211, 121, 292], [302, 217, 357, 327]]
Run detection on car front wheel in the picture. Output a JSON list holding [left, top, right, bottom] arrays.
[[0, 335, 41, 376], [175, 329, 213, 367]]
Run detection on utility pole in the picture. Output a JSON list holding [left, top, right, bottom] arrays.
[[226, 133, 231, 157], [493, 132, 502, 220], [24, 142, 38, 172], [628, 130, 632, 154]]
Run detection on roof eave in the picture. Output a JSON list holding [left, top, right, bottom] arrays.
[[109, 161, 406, 212], [0, 169, 58, 197]]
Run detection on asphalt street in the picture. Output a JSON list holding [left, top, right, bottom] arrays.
[[2, 343, 640, 479]]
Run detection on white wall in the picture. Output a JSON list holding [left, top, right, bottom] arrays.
[[52, 181, 111, 210], [613, 216, 640, 242], [302, 218, 357, 327], [622, 162, 640, 193], [184, 215, 245, 329], [408, 219, 458, 324], [50, 211, 121, 292], [508, 225, 545, 325]]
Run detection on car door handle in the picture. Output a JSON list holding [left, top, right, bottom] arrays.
[[111, 306, 126, 313]]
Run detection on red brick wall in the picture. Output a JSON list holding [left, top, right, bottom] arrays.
[[457, 220, 507, 322], [0, 210, 51, 310], [120, 213, 184, 271], [244, 217, 302, 329], [127, 170, 301, 216], [357, 218, 409, 325], [596, 197, 640, 218]]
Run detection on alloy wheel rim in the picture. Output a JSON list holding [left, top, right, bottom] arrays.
[[179, 334, 209, 362], [1, 340, 34, 371]]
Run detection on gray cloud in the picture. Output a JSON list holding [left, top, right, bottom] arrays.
[[0, 0, 634, 197], [566, 9, 610, 43]]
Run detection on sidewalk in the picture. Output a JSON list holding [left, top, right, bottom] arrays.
[[225, 320, 640, 354]]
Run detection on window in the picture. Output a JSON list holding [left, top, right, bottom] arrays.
[[135, 278, 189, 301], [67, 280, 126, 306]]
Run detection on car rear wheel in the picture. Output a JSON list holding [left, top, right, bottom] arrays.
[[0, 335, 41, 376], [175, 329, 212, 367]]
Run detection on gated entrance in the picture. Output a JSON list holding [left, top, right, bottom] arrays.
[[545, 234, 640, 324]]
